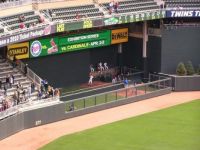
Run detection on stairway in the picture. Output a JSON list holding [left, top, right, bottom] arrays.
[[0, 59, 38, 103]]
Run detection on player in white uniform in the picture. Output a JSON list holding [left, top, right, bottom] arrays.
[[99, 62, 104, 71], [90, 64, 94, 72], [104, 62, 108, 70], [88, 74, 94, 85]]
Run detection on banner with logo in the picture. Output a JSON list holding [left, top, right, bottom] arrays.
[[30, 30, 111, 58], [59, 30, 111, 53], [104, 10, 166, 25], [30, 37, 59, 58], [111, 28, 128, 44], [0, 25, 52, 47], [166, 10, 200, 17], [7, 42, 29, 60]]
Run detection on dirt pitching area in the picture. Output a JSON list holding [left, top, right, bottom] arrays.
[[0, 91, 200, 150]]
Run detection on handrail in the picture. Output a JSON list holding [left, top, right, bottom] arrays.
[[17, 60, 42, 88], [64, 76, 171, 103], [0, 95, 60, 120]]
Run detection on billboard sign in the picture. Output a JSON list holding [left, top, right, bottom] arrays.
[[30, 30, 111, 58], [111, 28, 128, 44], [7, 42, 29, 60], [0, 25, 52, 47], [166, 10, 200, 17], [30, 37, 59, 58], [59, 30, 111, 53]]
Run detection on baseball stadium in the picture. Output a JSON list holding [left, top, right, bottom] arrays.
[[0, 0, 200, 149]]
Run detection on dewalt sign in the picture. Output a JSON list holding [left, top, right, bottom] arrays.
[[7, 42, 29, 60], [111, 28, 128, 44]]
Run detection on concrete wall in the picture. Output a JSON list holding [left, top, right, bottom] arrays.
[[23, 103, 65, 129], [147, 36, 161, 73], [63, 88, 172, 119], [0, 88, 171, 140], [172, 75, 200, 91], [0, 113, 24, 140], [122, 37, 143, 69], [161, 27, 200, 74]]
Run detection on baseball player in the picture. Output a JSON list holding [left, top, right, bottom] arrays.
[[104, 62, 108, 70], [88, 73, 94, 85], [90, 64, 94, 72], [99, 62, 104, 71]]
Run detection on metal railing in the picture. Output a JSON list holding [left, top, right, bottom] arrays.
[[32, 0, 66, 3], [163, 23, 200, 30], [0, 95, 60, 120], [65, 74, 171, 112], [17, 60, 42, 88], [0, 105, 19, 120]]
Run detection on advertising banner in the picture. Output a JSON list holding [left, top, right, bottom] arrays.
[[166, 10, 200, 17], [30, 30, 111, 58], [30, 37, 59, 58], [59, 30, 111, 53], [111, 28, 128, 44], [104, 10, 165, 25], [7, 42, 29, 60], [0, 25, 52, 47]]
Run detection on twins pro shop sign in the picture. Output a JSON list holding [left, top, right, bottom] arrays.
[[166, 10, 200, 17]]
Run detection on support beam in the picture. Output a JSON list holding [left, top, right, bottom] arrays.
[[143, 21, 148, 77]]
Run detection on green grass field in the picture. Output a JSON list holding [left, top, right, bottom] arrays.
[[40, 100, 200, 150]]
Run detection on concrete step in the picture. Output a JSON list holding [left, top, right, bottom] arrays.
[[0, 66, 13, 71], [0, 61, 10, 66], [0, 73, 24, 80], [0, 70, 19, 77], [7, 90, 38, 97], [1, 76, 28, 84], [1, 80, 32, 92]]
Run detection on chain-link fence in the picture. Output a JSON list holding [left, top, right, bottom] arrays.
[[65, 74, 171, 112]]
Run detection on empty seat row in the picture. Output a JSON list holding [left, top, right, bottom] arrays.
[[55, 8, 100, 17], [119, 0, 154, 5], [164, 0, 200, 2], [5, 15, 39, 26], [118, 5, 159, 14], [9, 19, 39, 30], [119, 2, 157, 9], [51, 4, 95, 13], [0, 28, 4, 33], [0, 11, 34, 21], [52, 12, 103, 21], [166, 3, 200, 7]]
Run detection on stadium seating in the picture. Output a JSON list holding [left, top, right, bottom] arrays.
[[0, 59, 38, 105], [100, 0, 160, 14], [164, 0, 200, 8], [0, 10, 43, 31], [42, 4, 104, 21], [0, 28, 4, 34]]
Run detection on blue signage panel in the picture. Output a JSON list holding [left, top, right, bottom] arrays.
[[166, 10, 200, 17]]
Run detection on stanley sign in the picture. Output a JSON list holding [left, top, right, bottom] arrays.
[[7, 42, 29, 60], [111, 28, 128, 44]]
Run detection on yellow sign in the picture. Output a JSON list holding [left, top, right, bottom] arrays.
[[7, 42, 29, 60], [83, 18, 93, 29], [56, 23, 65, 32], [111, 28, 128, 44]]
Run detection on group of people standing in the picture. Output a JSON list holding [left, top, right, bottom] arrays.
[[108, 0, 119, 14], [90, 62, 109, 73], [38, 79, 60, 99], [88, 62, 109, 85]]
